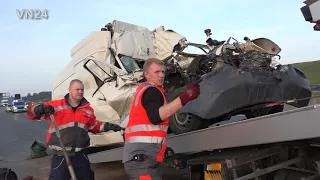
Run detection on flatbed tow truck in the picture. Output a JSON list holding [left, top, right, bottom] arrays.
[[88, 104, 320, 180]]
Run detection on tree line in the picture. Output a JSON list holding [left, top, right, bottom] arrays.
[[21, 91, 52, 103]]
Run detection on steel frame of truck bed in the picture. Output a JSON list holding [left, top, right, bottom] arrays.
[[88, 104, 320, 164]]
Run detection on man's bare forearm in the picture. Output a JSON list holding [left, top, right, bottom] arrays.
[[159, 97, 182, 121]]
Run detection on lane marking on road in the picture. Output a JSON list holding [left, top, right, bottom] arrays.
[[8, 137, 18, 143]]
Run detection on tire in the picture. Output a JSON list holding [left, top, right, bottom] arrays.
[[166, 87, 208, 135]]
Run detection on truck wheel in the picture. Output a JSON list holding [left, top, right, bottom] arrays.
[[167, 88, 208, 135]]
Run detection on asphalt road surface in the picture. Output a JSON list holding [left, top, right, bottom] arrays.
[[0, 107, 51, 179], [0, 107, 189, 179]]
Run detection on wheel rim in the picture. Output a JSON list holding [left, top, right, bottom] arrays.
[[174, 112, 192, 130]]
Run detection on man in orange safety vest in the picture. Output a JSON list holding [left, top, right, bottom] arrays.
[[122, 58, 202, 180]]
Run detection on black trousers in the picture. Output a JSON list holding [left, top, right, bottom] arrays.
[[48, 152, 94, 180], [124, 155, 162, 180]]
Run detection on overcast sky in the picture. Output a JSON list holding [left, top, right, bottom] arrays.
[[0, 0, 319, 96]]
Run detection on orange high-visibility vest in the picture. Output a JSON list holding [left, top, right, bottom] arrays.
[[124, 81, 169, 162]]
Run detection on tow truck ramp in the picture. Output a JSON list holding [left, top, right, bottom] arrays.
[[88, 104, 320, 164]]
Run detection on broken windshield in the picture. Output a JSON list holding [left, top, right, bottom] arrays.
[[84, 60, 113, 81], [14, 102, 25, 106], [119, 56, 141, 73]]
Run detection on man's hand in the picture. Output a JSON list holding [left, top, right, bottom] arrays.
[[104, 122, 125, 132], [33, 104, 54, 117], [43, 105, 55, 115], [179, 79, 202, 106]]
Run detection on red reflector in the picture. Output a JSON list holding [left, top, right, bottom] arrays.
[[265, 102, 281, 107]]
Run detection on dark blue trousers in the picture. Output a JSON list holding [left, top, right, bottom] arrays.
[[48, 152, 94, 180]]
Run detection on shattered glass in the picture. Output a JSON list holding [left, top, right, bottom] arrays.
[[119, 56, 141, 73]]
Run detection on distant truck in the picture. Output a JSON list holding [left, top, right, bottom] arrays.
[[0, 92, 10, 106], [1, 99, 8, 107]]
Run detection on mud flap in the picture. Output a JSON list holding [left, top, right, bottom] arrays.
[[26, 139, 48, 160]]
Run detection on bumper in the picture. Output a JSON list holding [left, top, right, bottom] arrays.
[[12, 108, 27, 112], [179, 64, 311, 119]]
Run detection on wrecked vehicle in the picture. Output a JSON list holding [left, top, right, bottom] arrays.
[[163, 30, 312, 134], [52, 20, 311, 147]]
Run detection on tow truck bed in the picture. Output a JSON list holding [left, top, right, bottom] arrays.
[[88, 104, 320, 164]]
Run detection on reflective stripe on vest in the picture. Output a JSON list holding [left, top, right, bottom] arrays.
[[125, 136, 166, 144], [125, 124, 168, 133], [48, 122, 89, 133], [47, 105, 95, 133], [49, 145, 84, 152], [125, 124, 169, 144], [134, 82, 154, 106]]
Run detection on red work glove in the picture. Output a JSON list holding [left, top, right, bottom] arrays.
[[179, 79, 202, 106]]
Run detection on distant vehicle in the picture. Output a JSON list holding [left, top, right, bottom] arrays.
[[5, 104, 12, 112], [1, 99, 8, 107], [1, 92, 10, 107], [25, 101, 33, 108], [11, 100, 27, 113]]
